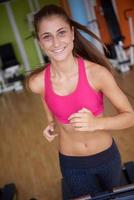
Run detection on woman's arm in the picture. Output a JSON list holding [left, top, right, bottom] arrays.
[[69, 66, 134, 131], [28, 71, 54, 124], [40, 97, 58, 141], [28, 72, 57, 141], [95, 67, 134, 130], [40, 96, 54, 124]]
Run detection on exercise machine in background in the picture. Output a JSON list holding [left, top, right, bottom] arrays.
[[124, 9, 134, 67], [0, 43, 24, 93], [0, 183, 16, 200], [100, 0, 131, 73]]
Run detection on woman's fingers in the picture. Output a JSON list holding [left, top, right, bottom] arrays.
[[43, 124, 58, 142], [68, 108, 97, 131], [68, 108, 93, 121]]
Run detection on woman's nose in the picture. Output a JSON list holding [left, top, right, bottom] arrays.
[[52, 36, 60, 47]]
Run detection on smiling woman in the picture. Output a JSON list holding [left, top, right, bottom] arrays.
[[27, 4, 134, 200], [37, 16, 74, 62]]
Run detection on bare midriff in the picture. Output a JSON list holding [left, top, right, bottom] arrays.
[[54, 114, 113, 156]]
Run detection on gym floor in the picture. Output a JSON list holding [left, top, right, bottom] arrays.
[[0, 67, 134, 200]]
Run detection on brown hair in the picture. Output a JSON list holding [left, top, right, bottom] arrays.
[[26, 4, 112, 86], [33, 4, 111, 68]]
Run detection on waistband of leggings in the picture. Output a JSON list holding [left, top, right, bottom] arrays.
[[59, 139, 120, 169]]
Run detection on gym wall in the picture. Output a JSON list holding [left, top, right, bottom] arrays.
[[0, 0, 59, 71]]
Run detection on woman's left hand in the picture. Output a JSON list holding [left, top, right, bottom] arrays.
[[68, 108, 98, 132]]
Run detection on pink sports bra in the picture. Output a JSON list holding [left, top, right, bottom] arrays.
[[44, 57, 104, 124]]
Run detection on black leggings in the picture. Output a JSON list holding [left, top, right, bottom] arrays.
[[59, 139, 122, 199]]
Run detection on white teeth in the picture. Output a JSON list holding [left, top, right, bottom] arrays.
[[53, 48, 65, 53]]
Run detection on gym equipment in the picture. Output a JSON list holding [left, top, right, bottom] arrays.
[[123, 161, 134, 184], [0, 43, 24, 93], [100, 0, 130, 73], [0, 43, 19, 70], [62, 161, 134, 200], [2, 0, 30, 71], [0, 183, 17, 200], [124, 9, 134, 66]]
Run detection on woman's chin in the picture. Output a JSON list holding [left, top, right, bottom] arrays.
[[50, 53, 69, 62]]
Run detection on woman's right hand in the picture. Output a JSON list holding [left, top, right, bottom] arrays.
[[43, 122, 58, 142]]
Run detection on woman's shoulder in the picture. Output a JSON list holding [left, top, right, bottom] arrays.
[[85, 59, 112, 78], [84, 59, 113, 90], [28, 67, 47, 95]]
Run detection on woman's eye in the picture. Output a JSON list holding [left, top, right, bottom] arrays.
[[43, 35, 52, 40], [58, 31, 66, 36]]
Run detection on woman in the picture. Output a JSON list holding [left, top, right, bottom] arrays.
[[28, 4, 134, 199]]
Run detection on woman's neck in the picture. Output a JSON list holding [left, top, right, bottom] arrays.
[[50, 55, 78, 79]]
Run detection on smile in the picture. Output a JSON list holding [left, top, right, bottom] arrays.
[[52, 47, 66, 54]]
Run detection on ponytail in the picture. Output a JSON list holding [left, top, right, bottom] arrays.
[[70, 19, 112, 69]]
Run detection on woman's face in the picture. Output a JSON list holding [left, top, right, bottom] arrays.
[[38, 16, 74, 62]]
